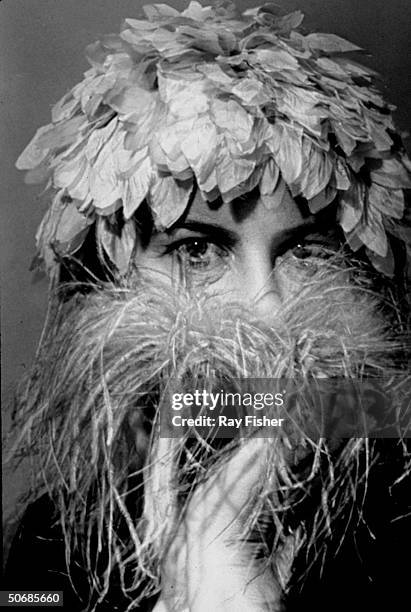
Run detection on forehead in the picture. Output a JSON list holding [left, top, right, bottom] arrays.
[[183, 182, 310, 237]]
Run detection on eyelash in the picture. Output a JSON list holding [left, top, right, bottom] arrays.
[[164, 237, 232, 280], [164, 235, 331, 278], [289, 242, 331, 260]]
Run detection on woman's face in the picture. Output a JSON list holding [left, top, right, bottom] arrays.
[[136, 180, 340, 319]]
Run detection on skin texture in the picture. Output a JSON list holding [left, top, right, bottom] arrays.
[[136, 181, 340, 611], [136, 181, 338, 318], [152, 437, 283, 612]]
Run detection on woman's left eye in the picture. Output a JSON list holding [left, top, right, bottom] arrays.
[[276, 239, 339, 281], [289, 243, 330, 260]]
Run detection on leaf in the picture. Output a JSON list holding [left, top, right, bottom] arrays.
[[181, 1, 214, 21], [122, 155, 153, 219], [332, 122, 360, 157], [24, 158, 52, 184], [357, 225, 388, 258], [304, 33, 361, 54], [211, 98, 253, 143], [80, 73, 118, 116], [149, 136, 172, 171], [317, 57, 351, 77], [308, 185, 337, 213], [16, 124, 53, 170], [86, 119, 118, 163], [260, 158, 280, 195], [370, 158, 411, 189], [156, 118, 194, 162], [276, 86, 327, 136], [105, 85, 154, 116], [36, 116, 87, 150], [357, 205, 387, 257], [275, 11, 304, 34], [199, 168, 218, 198], [143, 3, 180, 20], [161, 76, 209, 119], [268, 122, 303, 185], [231, 78, 270, 106], [35, 192, 64, 270], [338, 183, 364, 233], [51, 91, 79, 123], [149, 174, 193, 229], [118, 145, 149, 177], [180, 119, 218, 186], [334, 58, 377, 78], [197, 63, 233, 85], [334, 158, 351, 191], [368, 183, 404, 220], [55, 200, 94, 253], [344, 230, 363, 253], [178, 25, 224, 55], [299, 139, 333, 200], [89, 131, 125, 209], [148, 28, 189, 56], [53, 154, 85, 191], [260, 168, 286, 210], [97, 217, 137, 274], [365, 116, 393, 152], [252, 48, 299, 72], [68, 161, 92, 201], [124, 18, 159, 31], [217, 28, 238, 54], [366, 245, 395, 277], [222, 165, 263, 203], [215, 142, 255, 195]]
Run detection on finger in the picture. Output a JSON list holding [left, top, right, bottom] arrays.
[[187, 437, 270, 540]]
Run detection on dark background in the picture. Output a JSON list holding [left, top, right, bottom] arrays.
[[1, 0, 410, 517]]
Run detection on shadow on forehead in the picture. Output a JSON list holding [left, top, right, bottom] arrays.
[[169, 183, 315, 227]]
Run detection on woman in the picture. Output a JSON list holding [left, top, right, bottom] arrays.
[[6, 2, 411, 610]]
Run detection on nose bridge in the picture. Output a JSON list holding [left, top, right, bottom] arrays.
[[239, 241, 280, 316]]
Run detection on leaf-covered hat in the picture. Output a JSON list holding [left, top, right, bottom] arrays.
[[17, 1, 411, 277]]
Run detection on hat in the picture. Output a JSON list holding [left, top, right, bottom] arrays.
[[16, 1, 411, 277]]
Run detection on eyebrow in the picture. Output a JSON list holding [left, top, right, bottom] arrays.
[[167, 221, 239, 246], [169, 218, 318, 246]]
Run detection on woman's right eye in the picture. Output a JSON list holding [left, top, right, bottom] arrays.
[[164, 237, 233, 286]]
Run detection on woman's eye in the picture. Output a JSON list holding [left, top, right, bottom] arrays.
[[166, 238, 232, 285], [289, 243, 329, 261], [278, 240, 336, 278]]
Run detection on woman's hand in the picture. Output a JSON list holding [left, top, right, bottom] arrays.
[[153, 438, 283, 611]]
